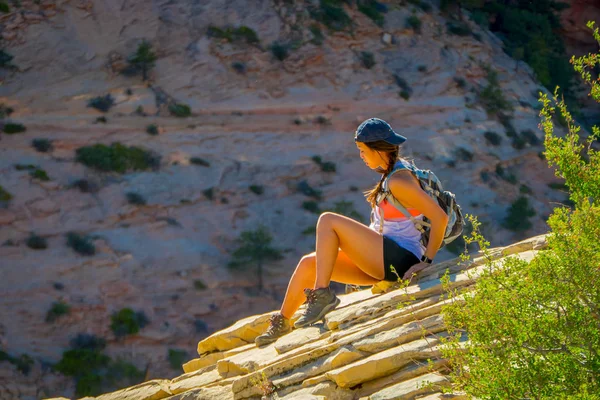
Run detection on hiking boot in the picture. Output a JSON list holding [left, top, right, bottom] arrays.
[[294, 287, 340, 329], [255, 313, 292, 346]]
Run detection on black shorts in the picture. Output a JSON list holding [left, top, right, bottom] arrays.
[[382, 235, 420, 282]]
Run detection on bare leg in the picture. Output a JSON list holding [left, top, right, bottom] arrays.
[[280, 250, 380, 319]]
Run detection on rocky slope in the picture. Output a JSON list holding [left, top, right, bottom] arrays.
[[0, 0, 590, 397], [39, 234, 549, 400]]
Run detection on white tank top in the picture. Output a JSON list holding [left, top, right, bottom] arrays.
[[368, 161, 426, 260]]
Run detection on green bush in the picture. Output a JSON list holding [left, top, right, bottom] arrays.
[[446, 20, 471, 36], [270, 42, 289, 61], [311, 155, 336, 172], [483, 131, 502, 146], [478, 67, 513, 115], [0, 49, 14, 68], [194, 280, 207, 290], [0, 2, 10, 13], [202, 187, 214, 200], [0, 185, 13, 202], [190, 157, 210, 167], [502, 196, 535, 231], [3, 123, 26, 134], [30, 168, 49, 181], [359, 51, 375, 69], [0, 351, 34, 375], [228, 224, 284, 291], [406, 15, 421, 33], [66, 232, 96, 256], [296, 181, 322, 200], [127, 40, 156, 81], [46, 301, 70, 323], [110, 308, 149, 337], [169, 103, 191, 117], [32, 138, 53, 152], [168, 349, 187, 370], [454, 147, 474, 162], [88, 95, 114, 113], [309, 24, 324, 46], [0, 104, 14, 118], [520, 129, 541, 146], [95, 116, 107, 124], [146, 124, 158, 135], [75, 142, 160, 173], [126, 192, 146, 205], [231, 61, 246, 74], [519, 184, 532, 194], [207, 25, 259, 44], [358, 0, 385, 27], [26, 233, 47, 250], [310, 0, 352, 32], [399, 90, 410, 100], [249, 185, 264, 195], [302, 200, 321, 214]]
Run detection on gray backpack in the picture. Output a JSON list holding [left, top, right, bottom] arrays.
[[374, 159, 464, 249]]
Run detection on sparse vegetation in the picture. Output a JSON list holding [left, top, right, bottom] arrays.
[[146, 124, 158, 135], [168, 103, 192, 117], [0, 104, 14, 118], [75, 142, 160, 173], [406, 14, 421, 33], [3, 123, 26, 134], [502, 196, 535, 231], [46, 301, 71, 323], [359, 51, 375, 69], [190, 157, 210, 167], [302, 200, 321, 214], [26, 233, 47, 250], [127, 40, 157, 81], [270, 41, 289, 61], [203, 187, 214, 200], [0, 49, 15, 69], [228, 224, 284, 291], [0, 351, 33, 375], [311, 155, 336, 173], [231, 61, 246, 74], [309, 0, 352, 32], [110, 308, 149, 338], [478, 66, 513, 116], [126, 192, 146, 205], [32, 138, 53, 152], [309, 24, 324, 45], [483, 131, 502, 146], [66, 232, 96, 256], [0, 185, 13, 202], [454, 147, 474, 162], [194, 280, 207, 290], [30, 168, 49, 181], [88, 95, 115, 113], [207, 25, 260, 45], [296, 181, 322, 200], [358, 0, 385, 27], [249, 185, 264, 195], [168, 349, 187, 370]]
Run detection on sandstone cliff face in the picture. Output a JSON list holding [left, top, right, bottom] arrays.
[[40, 234, 548, 400], [0, 0, 579, 398]]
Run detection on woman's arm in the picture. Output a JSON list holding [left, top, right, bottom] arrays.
[[387, 171, 449, 260]]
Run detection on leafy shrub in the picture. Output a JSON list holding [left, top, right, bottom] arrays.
[[520, 129, 541, 146], [146, 124, 158, 135], [26, 233, 47, 250], [190, 157, 210, 167], [125, 192, 146, 205], [0, 49, 14, 68], [359, 51, 375, 69], [168, 349, 187, 370], [454, 147, 474, 162], [87, 95, 114, 113], [127, 40, 157, 81], [446, 20, 471, 36], [502, 196, 535, 231], [399, 90, 411, 100], [110, 308, 149, 337], [309, 0, 352, 32], [519, 184, 532, 194], [249, 185, 264, 195], [314, 115, 330, 125], [207, 25, 259, 44], [30, 168, 49, 181], [75, 142, 160, 173], [483, 131, 502, 146], [0, 351, 34, 375], [270, 42, 289, 61], [46, 301, 70, 323], [358, 0, 385, 27], [194, 280, 207, 290], [32, 138, 53, 152], [70, 179, 98, 193], [302, 200, 321, 214], [454, 76, 467, 88], [66, 232, 96, 256], [406, 15, 421, 33], [203, 187, 214, 200], [478, 67, 513, 115], [0, 104, 14, 118], [169, 103, 191, 117], [231, 61, 246, 74], [417, 65, 427, 72], [228, 224, 284, 291], [0, 2, 9, 13], [309, 24, 324, 45], [95, 116, 107, 124], [311, 155, 336, 172], [0, 185, 13, 202], [3, 123, 26, 134], [296, 181, 322, 200]]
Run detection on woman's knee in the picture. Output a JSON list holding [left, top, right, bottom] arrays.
[[296, 254, 316, 275], [317, 212, 337, 230]]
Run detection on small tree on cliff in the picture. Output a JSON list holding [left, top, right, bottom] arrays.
[[228, 224, 284, 292], [436, 21, 600, 398], [128, 40, 157, 82]]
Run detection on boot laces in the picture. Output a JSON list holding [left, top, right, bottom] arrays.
[[303, 288, 321, 312], [267, 313, 284, 334]]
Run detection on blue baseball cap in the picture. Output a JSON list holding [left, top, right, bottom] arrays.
[[354, 118, 407, 145]]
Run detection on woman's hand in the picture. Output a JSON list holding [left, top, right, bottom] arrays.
[[402, 261, 431, 281]]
